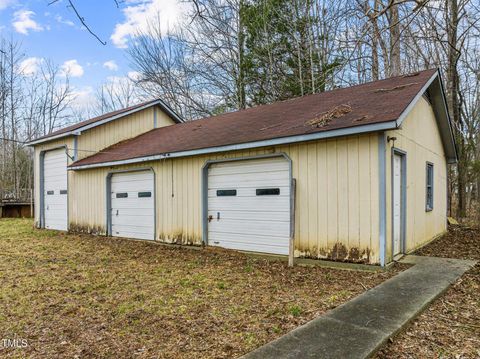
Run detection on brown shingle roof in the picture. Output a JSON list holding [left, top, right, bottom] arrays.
[[29, 98, 182, 143], [71, 69, 437, 168]]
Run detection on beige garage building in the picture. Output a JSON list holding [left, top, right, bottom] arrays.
[[28, 69, 457, 266]]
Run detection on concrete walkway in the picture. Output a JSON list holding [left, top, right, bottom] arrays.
[[241, 255, 476, 359]]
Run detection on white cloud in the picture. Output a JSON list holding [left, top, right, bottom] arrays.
[[110, 0, 189, 48], [127, 71, 142, 81], [0, 0, 15, 11], [12, 10, 44, 35], [60, 59, 84, 78], [70, 86, 95, 110], [19, 57, 43, 76], [55, 14, 75, 27], [103, 60, 119, 71]]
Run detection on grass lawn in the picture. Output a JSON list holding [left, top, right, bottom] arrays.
[[377, 226, 480, 359], [0, 219, 402, 358]]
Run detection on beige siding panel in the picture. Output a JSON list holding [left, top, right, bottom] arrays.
[[369, 134, 380, 263], [76, 107, 175, 161], [347, 137, 360, 251], [65, 134, 381, 264], [386, 97, 447, 258], [326, 140, 338, 252], [337, 138, 349, 246], [316, 141, 328, 258], [307, 142, 317, 255]]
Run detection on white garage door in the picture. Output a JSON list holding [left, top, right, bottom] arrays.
[[110, 171, 154, 240], [44, 148, 68, 231], [207, 157, 290, 255]]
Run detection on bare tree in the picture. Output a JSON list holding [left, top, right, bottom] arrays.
[[96, 75, 139, 114]]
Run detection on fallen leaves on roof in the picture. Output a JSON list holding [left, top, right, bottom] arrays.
[[305, 104, 352, 128], [373, 82, 419, 93]]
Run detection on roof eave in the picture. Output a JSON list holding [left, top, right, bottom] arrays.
[[69, 120, 398, 170], [27, 99, 183, 146]]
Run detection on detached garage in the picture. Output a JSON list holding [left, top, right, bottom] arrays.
[[30, 69, 457, 266]]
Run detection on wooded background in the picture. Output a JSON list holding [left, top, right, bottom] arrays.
[[0, 0, 479, 221]]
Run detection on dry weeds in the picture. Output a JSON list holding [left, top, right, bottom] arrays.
[[0, 219, 403, 358]]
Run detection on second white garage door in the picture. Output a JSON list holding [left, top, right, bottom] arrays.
[[207, 157, 291, 255], [110, 171, 155, 240]]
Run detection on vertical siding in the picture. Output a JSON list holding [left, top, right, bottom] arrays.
[[385, 97, 447, 262], [68, 134, 380, 264], [76, 107, 175, 160]]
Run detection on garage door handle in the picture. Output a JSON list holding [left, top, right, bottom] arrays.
[[47, 205, 49, 210], [116, 210, 119, 216], [217, 212, 220, 220]]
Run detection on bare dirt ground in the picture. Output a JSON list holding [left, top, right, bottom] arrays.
[[377, 225, 480, 359], [0, 219, 403, 359]]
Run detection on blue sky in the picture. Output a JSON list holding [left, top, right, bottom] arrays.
[[0, 0, 187, 109]]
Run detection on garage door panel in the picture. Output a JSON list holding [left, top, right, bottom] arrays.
[[112, 223, 154, 232], [208, 233, 289, 255], [111, 229, 153, 240], [111, 180, 154, 191], [209, 171, 289, 186], [207, 186, 290, 197], [44, 148, 68, 231], [209, 160, 288, 175], [111, 215, 155, 224], [208, 197, 290, 211], [110, 171, 154, 240], [208, 157, 290, 255], [209, 220, 289, 236], [45, 196, 68, 204], [111, 172, 154, 183], [110, 202, 154, 210], [207, 210, 289, 222], [110, 208, 155, 217]]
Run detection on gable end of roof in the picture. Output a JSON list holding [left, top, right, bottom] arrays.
[[27, 99, 183, 146]]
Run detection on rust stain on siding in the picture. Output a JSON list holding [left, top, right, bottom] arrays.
[[69, 224, 106, 236], [295, 243, 373, 264], [157, 232, 202, 246]]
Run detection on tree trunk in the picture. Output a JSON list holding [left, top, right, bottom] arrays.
[[445, 0, 466, 218], [388, 0, 401, 76]]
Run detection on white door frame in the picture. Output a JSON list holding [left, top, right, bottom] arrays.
[[39, 146, 69, 229], [201, 153, 295, 259], [105, 167, 156, 240], [391, 148, 407, 256]]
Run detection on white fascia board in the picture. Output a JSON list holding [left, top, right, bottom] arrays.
[[69, 120, 397, 170], [395, 70, 457, 163], [395, 71, 438, 128], [27, 132, 79, 146], [27, 100, 182, 146]]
